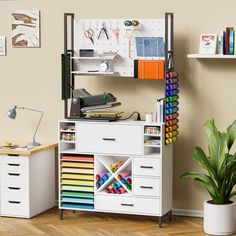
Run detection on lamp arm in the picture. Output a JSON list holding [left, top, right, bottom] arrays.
[[32, 111, 44, 143], [16, 106, 44, 143]]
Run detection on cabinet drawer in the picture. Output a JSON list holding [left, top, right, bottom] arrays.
[[77, 124, 142, 155], [1, 198, 29, 217], [134, 177, 160, 197], [1, 187, 29, 217], [1, 185, 28, 200], [134, 158, 160, 177], [1, 156, 28, 173], [1, 168, 28, 187], [95, 195, 160, 215]]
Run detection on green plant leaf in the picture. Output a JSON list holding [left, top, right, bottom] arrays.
[[192, 147, 219, 187], [227, 120, 236, 150], [181, 172, 219, 200], [182, 119, 236, 204]]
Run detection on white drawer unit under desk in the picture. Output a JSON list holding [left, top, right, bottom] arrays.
[[0, 143, 57, 218], [58, 120, 173, 227]]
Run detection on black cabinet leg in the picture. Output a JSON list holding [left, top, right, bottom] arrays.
[[60, 209, 64, 220], [159, 216, 163, 228], [168, 210, 172, 221]]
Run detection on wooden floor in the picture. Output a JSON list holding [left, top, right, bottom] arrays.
[[0, 208, 205, 236]]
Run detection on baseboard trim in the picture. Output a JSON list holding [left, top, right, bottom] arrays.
[[173, 208, 203, 218]]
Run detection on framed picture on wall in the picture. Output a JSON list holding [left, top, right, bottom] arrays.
[[12, 10, 40, 47], [199, 34, 217, 54], [0, 36, 6, 55]]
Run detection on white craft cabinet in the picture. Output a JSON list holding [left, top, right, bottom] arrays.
[[0, 145, 56, 218], [58, 120, 173, 227]]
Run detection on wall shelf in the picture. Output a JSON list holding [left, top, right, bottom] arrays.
[[72, 53, 118, 60], [71, 71, 118, 75], [187, 54, 236, 59]]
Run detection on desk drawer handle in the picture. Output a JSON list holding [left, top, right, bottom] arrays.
[[121, 203, 134, 207], [8, 173, 20, 176], [102, 138, 116, 141], [7, 154, 19, 157], [8, 201, 21, 204], [140, 186, 153, 189], [8, 163, 20, 167], [8, 187, 21, 190], [140, 166, 153, 169]]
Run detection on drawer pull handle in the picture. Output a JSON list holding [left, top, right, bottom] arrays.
[[140, 186, 153, 189], [8, 187, 21, 190], [7, 154, 19, 157], [8, 163, 20, 167], [8, 201, 21, 204], [121, 203, 134, 207], [8, 173, 20, 176], [140, 166, 153, 169], [102, 138, 116, 141]]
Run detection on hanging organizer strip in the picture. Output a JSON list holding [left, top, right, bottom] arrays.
[[165, 70, 179, 144]]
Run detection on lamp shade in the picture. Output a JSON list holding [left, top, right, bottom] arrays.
[[6, 105, 17, 119]]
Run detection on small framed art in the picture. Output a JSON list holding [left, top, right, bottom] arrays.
[[12, 10, 40, 47], [199, 34, 217, 54], [0, 36, 6, 56]]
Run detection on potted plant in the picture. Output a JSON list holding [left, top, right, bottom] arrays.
[[181, 119, 236, 235]]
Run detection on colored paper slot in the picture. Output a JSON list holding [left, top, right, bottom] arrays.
[[62, 185, 94, 192], [61, 197, 94, 204], [62, 173, 94, 180], [61, 168, 94, 174], [61, 162, 94, 168], [61, 191, 94, 198], [61, 155, 94, 162], [61, 179, 94, 186], [61, 203, 94, 210]]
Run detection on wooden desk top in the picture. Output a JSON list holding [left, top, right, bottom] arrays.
[[0, 141, 58, 156]]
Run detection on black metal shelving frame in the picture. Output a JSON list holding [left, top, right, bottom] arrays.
[[61, 13, 179, 145]]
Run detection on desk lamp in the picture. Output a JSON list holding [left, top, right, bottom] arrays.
[[6, 105, 44, 146]]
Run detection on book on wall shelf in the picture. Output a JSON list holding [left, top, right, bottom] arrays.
[[187, 27, 236, 59]]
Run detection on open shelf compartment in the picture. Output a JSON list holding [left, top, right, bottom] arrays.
[[95, 155, 132, 195]]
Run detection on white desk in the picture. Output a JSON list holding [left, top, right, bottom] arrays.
[[0, 142, 57, 218]]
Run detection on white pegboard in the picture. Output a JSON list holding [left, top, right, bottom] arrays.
[[73, 18, 165, 77]]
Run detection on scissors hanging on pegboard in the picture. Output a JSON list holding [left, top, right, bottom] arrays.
[[84, 28, 94, 44]]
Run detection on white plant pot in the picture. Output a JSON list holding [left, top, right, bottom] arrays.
[[204, 200, 236, 235]]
